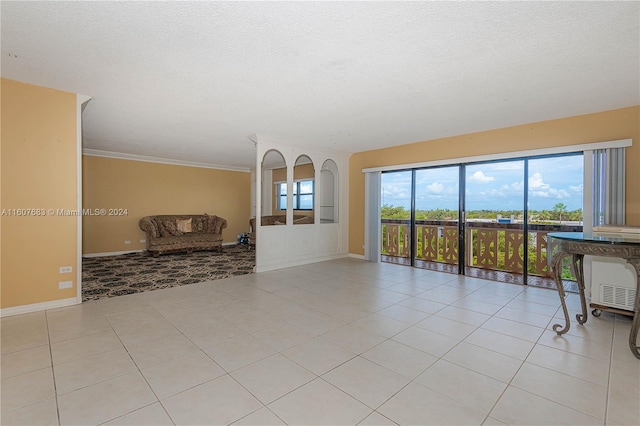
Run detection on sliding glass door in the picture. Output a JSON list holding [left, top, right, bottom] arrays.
[[527, 155, 584, 286], [464, 160, 525, 284], [381, 171, 412, 265], [381, 153, 584, 287], [414, 166, 460, 274]]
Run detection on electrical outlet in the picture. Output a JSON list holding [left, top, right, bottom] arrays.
[[124, 240, 131, 245], [58, 281, 73, 289], [140, 239, 146, 243], [59, 266, 72, 273]]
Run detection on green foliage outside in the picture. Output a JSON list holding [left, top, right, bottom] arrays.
[[381, 204, 583, 223]]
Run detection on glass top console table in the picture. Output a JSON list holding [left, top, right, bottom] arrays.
[[548, 232, 640, 359]]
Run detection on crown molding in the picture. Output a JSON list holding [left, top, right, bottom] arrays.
[[82, 149, 251, 173]]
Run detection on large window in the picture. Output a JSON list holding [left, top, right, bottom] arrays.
[[380, 152, 584, 286], [278, 180, 314, 210]]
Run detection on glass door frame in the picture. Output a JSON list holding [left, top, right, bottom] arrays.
[[382, 151, 584, 285], [461, 158, 527, 284]]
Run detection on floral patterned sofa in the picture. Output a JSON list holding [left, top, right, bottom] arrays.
[[139, 214, 227, 256]]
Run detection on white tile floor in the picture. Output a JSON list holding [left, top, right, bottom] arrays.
[[2, 258, 639, 425]]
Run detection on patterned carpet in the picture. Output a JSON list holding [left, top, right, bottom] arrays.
[[82, 245, 255, 301]]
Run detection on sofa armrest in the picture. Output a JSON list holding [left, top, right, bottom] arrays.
[[212, 216, 227, 235], [139, 217, 159, 239]]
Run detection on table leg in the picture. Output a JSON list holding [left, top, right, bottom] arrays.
[[572, 254, 588, 324], [625, 259, 640, 359], [551, 251, 571, 335]]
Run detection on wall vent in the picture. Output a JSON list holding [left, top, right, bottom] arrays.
[[601, 284, 636, 310]]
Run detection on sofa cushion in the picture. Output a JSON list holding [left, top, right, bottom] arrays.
[[191, 216, 207, 233], [156, 220, 168, 237], [160, 219, 183, 237], [176, 218, 192, 233]]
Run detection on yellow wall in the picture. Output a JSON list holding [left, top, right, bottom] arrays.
[[82, 156, 251, 254], [349, 106, 640, 255], [1, 79, 78, 308]]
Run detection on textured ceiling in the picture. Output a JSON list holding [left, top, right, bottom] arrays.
[[2, 1, 639, 170]]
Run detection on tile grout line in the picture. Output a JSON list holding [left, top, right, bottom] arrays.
[[44, 309, 62, 426]]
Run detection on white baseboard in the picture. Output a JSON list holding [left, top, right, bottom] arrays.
[[83, 250, 144, 258], [348, 253, 366, 260], [0, 297, 79, 318], [256, 253, 349, 273]]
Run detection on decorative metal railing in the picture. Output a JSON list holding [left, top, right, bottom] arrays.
[[381, 219, 582, 277], [415, 221, 459, 266], [382, 219, 410, 258]]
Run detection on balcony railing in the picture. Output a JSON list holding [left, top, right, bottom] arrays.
[[382, 219, 582, 278]]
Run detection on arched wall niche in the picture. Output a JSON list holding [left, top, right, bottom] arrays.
[[293, 155, 315, 224], [320, 159, 339, 223], [261, 149, 286, 225]]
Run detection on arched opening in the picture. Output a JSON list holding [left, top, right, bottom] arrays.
[[261, 149, 287, 225], [292, 155, 315, 224], [320, 159, 339, 223]]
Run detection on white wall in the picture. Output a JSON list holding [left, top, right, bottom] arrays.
[[254, 135, 350, 272]]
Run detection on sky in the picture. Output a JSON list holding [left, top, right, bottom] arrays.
[[381, 154, 584, 212]]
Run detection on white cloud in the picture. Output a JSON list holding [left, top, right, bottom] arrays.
[[531, 190, 549, 198], [530, 189, 570, 199], [528, 172, 571, 200], [529, 172, 549, 190], [570, 184, 583, 192], [468, 170, 495, 183], [500, 181, 524, 192], [426, 182, 444, 194]]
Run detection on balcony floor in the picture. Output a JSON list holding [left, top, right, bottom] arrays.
[[381, 256, 579, 293]]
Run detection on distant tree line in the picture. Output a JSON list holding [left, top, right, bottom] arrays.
[[381, 203, 582, 223]]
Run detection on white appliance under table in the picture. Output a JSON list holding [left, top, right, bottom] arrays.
[[590, 226, 640, 316]]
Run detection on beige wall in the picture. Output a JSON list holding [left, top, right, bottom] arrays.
[[1, 79, 78, 308], [82, 156, 251, 254], [349, 106, 640, 255]]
